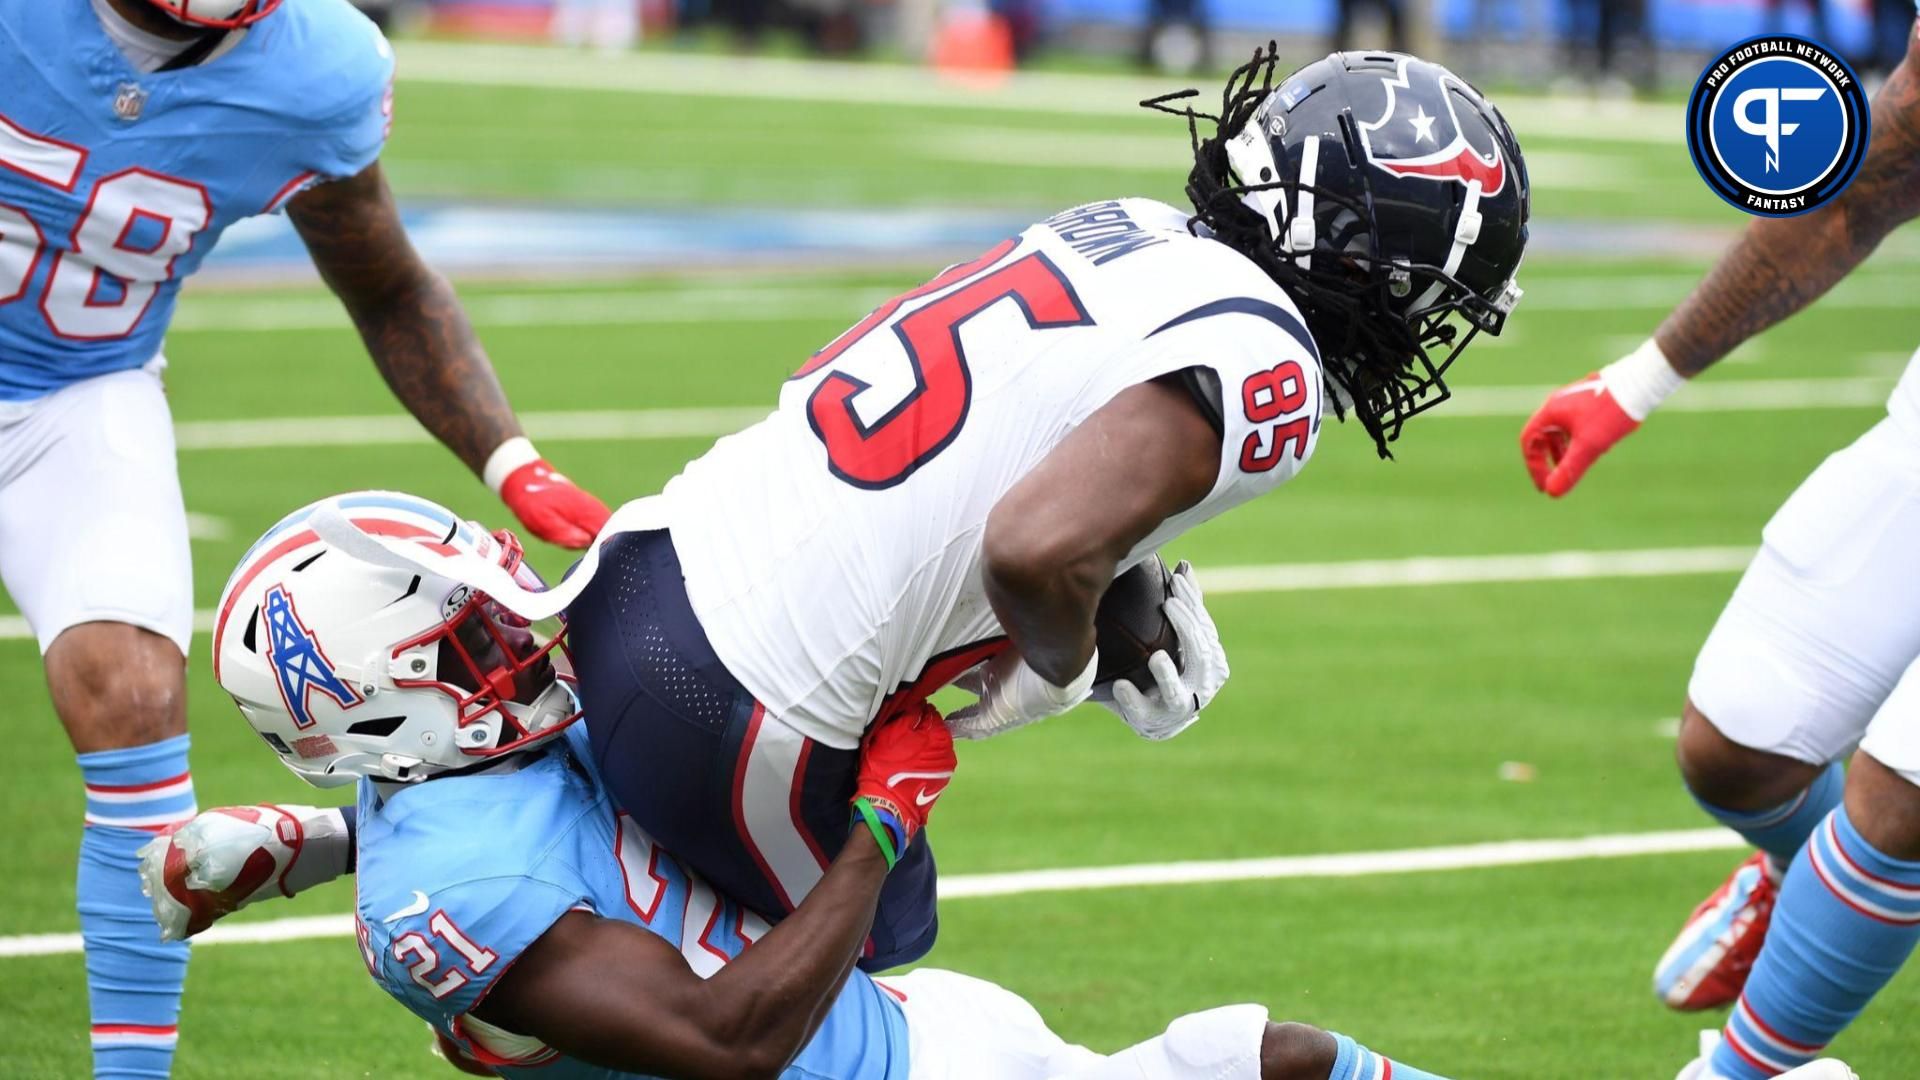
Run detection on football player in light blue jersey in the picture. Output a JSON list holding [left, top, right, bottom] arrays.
[[135, 493, 1563, 1080], [2, 0, 610, 1074], [1519, 5, 1920, 1079]]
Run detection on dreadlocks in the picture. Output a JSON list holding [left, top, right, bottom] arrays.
[[1143, 44, 1487, 459]]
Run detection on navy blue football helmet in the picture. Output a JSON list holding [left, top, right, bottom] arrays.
[[1149, 47, 1529, 455]]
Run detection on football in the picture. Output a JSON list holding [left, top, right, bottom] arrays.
[[1091, 554, 1181, 696]]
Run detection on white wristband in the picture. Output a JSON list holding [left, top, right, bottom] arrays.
[[280, 806, 353, 897], [1599, 339, 1687, 422], [482, 436, 541, 494], [1043, 650, 1100, 707]]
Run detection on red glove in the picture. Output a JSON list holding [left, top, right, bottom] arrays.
[[490, 440, 611, 550], [1522, 341, 1687, 498], [1519, 372, 1640, 498], [852, 702, 955, 867]]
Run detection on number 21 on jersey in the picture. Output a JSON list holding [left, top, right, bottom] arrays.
[[0, 114, 211, 341], [794, 239, 1094, 489]]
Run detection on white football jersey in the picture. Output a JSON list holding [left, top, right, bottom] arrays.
[[1889, 348, 1920, 442], [660, 198, 1325, 748]]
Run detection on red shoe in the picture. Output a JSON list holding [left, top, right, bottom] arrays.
[[1653, 852, 1781, 1011]]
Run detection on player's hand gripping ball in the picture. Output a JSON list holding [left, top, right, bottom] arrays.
[[136, 805, 310, 941], [1091, 554, 1183, 694], [1095, 559, 1228, 741]]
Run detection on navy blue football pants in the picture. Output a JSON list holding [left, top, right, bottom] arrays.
[[564, 528, 939, 972]]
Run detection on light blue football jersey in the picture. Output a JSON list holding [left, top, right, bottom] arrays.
[[353, 724, 911, 1079], [0, 0, 392, 400]]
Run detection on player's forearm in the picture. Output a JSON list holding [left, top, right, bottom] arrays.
[[355, 268, 525, 476], [288, 163, 526, 477], [981, 380, 1219, 686], [981, 543, 1106, 687], [1656, 208, 1880, 376], [1656, 30, 1920, 376], [694, 830, 889, 1075]]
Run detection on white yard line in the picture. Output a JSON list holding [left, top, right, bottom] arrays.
[[162, 375, 1890, 455], [169, 287, 890, 333], [168, 273, 1920, 335], [0, 826, 1741, 958], [0, 545, 1756, 642], [172, 406, 774, 451], [1199, 546, 1756, 594]]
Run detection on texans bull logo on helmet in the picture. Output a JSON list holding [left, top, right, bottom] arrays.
[[1353, 56, 1508, 198]]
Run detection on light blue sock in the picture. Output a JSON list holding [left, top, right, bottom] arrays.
[[1711, 806, 1920, 1079], [78, 734, 195, 1078], [1693, 761, 1844, 865], [1329, 1032, 1451, 1080]]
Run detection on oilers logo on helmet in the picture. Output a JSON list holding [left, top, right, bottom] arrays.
[[1355, 57, 1508, 196], [263, 584, 362, 729]]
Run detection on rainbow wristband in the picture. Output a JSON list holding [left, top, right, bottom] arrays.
[[851, 797, 906, 871]]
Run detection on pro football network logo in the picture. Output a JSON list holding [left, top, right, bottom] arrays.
[[1686, 35, 1868, 217]]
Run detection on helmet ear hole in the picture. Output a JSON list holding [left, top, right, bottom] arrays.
[[241, 606, 260, 653], [345, 715, 406, 738]]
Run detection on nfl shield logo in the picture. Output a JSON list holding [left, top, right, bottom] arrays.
[[112, 82, 147, 122]]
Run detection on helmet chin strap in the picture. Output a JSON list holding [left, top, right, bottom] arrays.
[[1410, 180, 1483, 312], [516, 678, 581, 741], [1223, 113, 1321, 271]]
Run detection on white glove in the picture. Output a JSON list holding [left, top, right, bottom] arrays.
[[947, 649, 1098, 740], [136, 804, 352, 942], [1098, 560, 1229, 740]]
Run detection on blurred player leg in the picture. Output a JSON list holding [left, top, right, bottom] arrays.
[[1699, 659, 1920, 1076], [0, 368, 196, 1078], [1706, 710, 1920, 1079], [1660, 417, 1920, 1010], [568, 528, 939, 970]]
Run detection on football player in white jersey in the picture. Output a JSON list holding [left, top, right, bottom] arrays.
[[257, 47, 1530, 979], [1518, 12, 1920, 1080], [136, 500, 1640, 1080], [3, 0, 608, 1073]]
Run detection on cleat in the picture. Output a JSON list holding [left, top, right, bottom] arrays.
[[1655, 851, 1780, 1011], [1675, 1030, 1858, 1080]]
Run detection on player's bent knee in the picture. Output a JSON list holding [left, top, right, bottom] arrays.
[[1844, 750, 1920, 861], [45, 622, 187, 752], [1676, 699, 1822, 811], [1258, 1021, 1338, 1080]]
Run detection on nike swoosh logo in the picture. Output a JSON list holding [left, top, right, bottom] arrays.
[[915, 789, 943, 807], [383, 890, 429, 923]]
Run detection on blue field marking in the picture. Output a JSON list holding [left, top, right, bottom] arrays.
[[204, 203, 1738, 285], [207, 203, 1033, 282]]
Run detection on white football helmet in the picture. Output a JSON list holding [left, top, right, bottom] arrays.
[[213, 492, 579, 788], [144, 0, 281, 29]]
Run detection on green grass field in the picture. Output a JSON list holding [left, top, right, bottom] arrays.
[[5, 41, 1920, 1078]]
